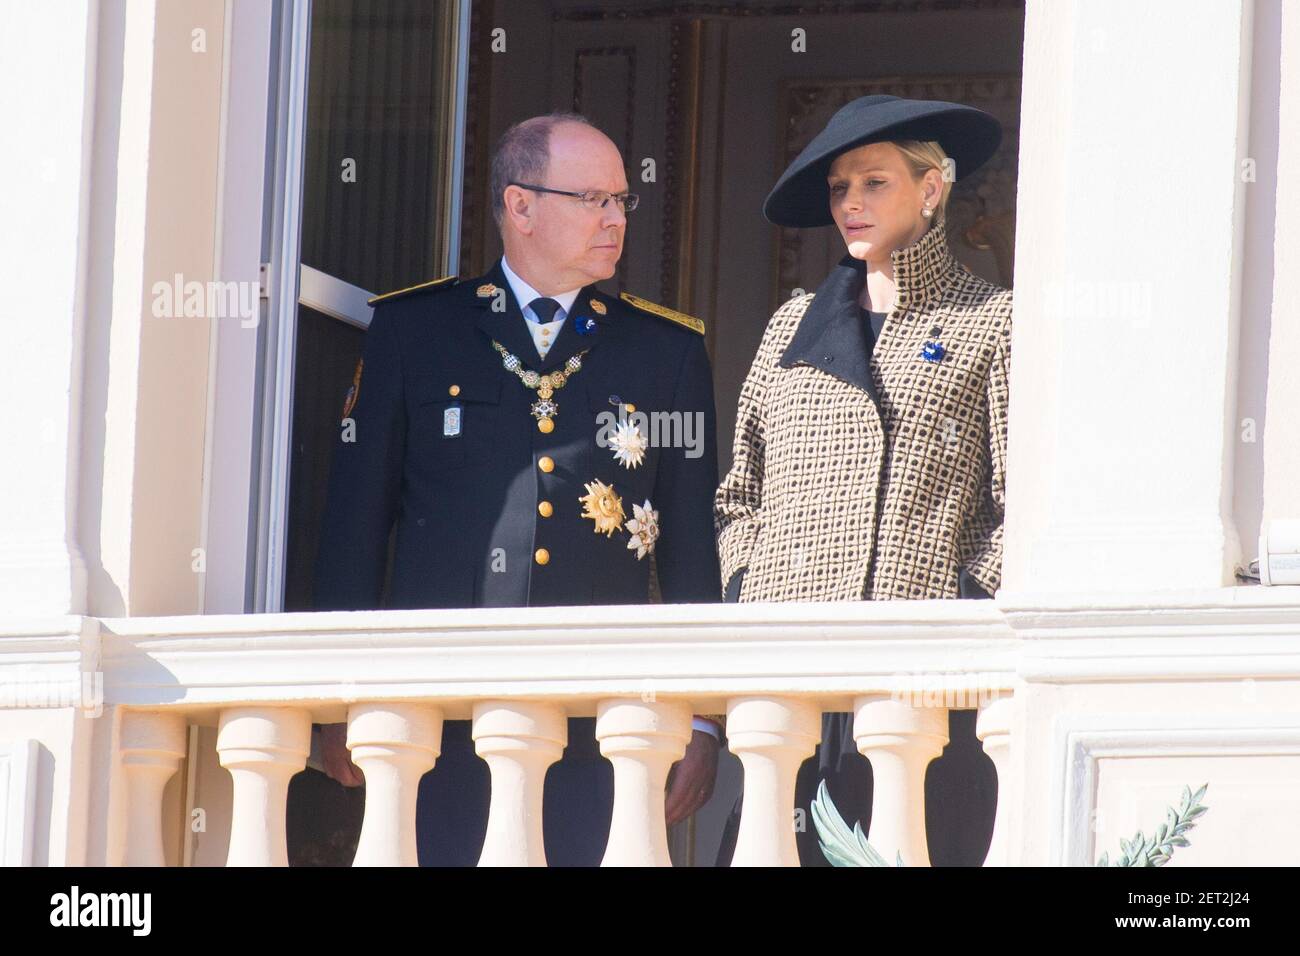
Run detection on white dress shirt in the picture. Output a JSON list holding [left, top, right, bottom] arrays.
[[499, 257, 581, 361]]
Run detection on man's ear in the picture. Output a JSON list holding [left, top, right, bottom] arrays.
[[502, 185, 534, 236]]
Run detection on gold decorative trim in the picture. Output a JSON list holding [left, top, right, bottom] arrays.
[[620, 292, 706, 335], [367, 274, 457, 306]]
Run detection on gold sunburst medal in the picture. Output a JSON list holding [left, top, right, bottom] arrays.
[[579, 480, 625, 537]]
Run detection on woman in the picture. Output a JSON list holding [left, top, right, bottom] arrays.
[[714, 95, 1010, 865]]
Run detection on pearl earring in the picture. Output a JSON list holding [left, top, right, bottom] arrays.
[[921, 205, 933, 219]]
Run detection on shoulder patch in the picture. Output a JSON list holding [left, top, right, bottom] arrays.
[[619, 293, 705, 335], [367, 274, 457, 306]]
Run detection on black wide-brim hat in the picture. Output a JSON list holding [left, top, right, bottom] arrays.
[[763, 94, 1002, 228]]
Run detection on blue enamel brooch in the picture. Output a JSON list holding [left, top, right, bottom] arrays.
[[921, 324, 945, 363]]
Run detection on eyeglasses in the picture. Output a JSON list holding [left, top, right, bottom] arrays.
[[509, 182, 640, 214]]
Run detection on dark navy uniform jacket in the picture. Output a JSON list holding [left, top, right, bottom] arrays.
[[313, 259, 721, 611]]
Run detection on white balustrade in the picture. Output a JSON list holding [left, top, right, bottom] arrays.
[[472, 700, 567, 866], [111, 685, 1015, 869], [119, 710, 188, 866], [349, 703, 442, 866], [217, 706, 311, 867], [853, 695, 948, 867], [727, 696, 820, 866], [596, 698, 692, 866]]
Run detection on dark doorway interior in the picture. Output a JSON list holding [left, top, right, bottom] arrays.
[[285, 0, 1023, 866]]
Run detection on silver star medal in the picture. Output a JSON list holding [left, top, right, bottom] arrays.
[[625, 499, 660, 559], [610, 418, 648, 469]]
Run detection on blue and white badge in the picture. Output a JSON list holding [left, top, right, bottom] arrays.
[[443, 403, 463, 438]]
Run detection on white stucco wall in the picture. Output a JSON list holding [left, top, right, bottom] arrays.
[[4, 0, 1300, 870]]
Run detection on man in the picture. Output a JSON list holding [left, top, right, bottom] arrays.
[[312, 113, 722, 866]]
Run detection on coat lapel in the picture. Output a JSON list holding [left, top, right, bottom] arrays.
[[536, 286, 622, 373], [472, 260, 544, 368], [779, 254, 880, 411], [470, 261, 621, 375]]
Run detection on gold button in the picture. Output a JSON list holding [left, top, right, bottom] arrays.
[[448, 384, 460, 396], [538, 500, 553, 517], [538, 456, 554, 473], [624, 403, 636, 413], [534, 548, 550, 565]]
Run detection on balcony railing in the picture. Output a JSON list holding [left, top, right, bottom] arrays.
[[100, 600, 1016, 867], [19, 588, 1294, 866]]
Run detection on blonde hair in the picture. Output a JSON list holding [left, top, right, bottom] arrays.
[[890, 139, 953, 229]]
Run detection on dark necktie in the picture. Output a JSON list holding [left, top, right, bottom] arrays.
[[528, 297, 562, 324]]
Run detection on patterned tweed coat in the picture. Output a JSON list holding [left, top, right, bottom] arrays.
[[714, 223, 1011, 602]]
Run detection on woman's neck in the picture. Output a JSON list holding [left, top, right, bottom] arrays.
[[860, 262, 896, 313], [857, 219, 939, 311]]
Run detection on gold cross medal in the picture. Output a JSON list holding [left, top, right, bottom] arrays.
[[529, 372, 565, 433], [531, 391, 559, 432]]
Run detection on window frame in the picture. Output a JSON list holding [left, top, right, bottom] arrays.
[[216, 0, 472, 614]]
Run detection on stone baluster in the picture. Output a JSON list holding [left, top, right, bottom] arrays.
[[853, 695, 948, 867], [473, 700, 566, 866], [728, 696, 820, 866], [349, 703, 442, 866], [119, 710, 189, 866], [596, 699, 692, 866], [976, 693, 1015, 867], [217, 706, 311, 867]]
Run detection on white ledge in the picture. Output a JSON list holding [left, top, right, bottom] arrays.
[[1, 588, 1298, 721], [93, 601, 1013, 721]]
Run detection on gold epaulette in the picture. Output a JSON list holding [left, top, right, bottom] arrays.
[[366, 274, 457, 306], [619, 292, 706, 335]]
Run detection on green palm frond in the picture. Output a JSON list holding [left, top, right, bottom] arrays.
[[811, 779, 902, 867], [1097, 783, 1209, 867]]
